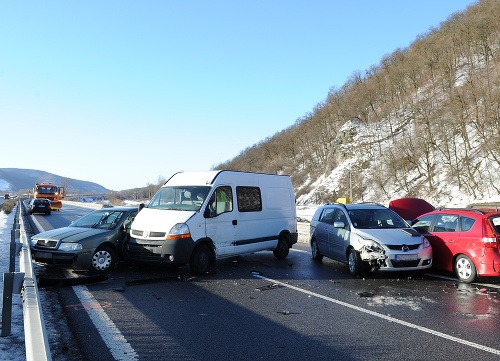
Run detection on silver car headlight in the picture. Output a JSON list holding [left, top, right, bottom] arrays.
[[422, 237, 431, 249], [359, 238, 384, 252], [58, 243, 83, 252]]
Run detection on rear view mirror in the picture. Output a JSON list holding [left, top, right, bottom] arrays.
[[333, 221, 345, 229]]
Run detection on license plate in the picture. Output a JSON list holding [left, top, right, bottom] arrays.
[[34, 252, 52, 260], [395, 254, 418, 261]]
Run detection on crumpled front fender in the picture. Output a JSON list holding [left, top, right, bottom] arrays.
[[359, 245, 387, 264]]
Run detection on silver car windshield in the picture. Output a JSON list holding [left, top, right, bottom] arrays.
[[71, 210, 125, 230], [147, 186, 211, 211], [348, 208, 408, 229]]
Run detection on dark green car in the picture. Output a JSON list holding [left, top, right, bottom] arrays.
[[30, 206, 138, 273]]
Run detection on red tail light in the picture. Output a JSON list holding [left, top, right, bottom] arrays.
[[482, 219, 499, 248]]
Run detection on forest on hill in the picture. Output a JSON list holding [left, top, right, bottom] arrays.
[[216, 0, 500, 207]]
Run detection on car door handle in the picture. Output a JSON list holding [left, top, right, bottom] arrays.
[[232, 220, 237, 226]]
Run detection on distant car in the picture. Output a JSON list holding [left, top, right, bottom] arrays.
[[27, 198, 52, 215], [412, 208, 500, 283], [30, 207, 138, 273], [309, 202, 433, 276]]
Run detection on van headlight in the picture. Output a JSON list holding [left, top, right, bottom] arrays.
[[58, 243, 83, 252], [166, 223, 191, 240]]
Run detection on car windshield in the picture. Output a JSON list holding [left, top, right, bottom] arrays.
[[36, 186, 57, 194], [348, 208, 408, 229], [71, 210, 125, 230], [147, 186, 211, 211]]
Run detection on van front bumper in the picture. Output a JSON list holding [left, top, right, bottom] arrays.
[[126, 237, 194, 265]]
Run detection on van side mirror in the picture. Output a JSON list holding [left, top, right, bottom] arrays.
[[204, 204, 216, 218], [138, 203, 145, 211]]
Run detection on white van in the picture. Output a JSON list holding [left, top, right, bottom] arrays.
[[127, 170, 298, 274]]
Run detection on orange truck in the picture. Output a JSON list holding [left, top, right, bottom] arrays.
[[33, 182, 65, 210]]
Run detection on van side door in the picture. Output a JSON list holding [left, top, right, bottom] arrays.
[[204, 186, 236, 256]]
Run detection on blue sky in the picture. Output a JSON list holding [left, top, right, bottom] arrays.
[[0, 1, 477, 191]]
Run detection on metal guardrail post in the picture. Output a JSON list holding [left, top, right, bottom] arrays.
[[1, 272, 14, 336], [10, 229, 16, 273]]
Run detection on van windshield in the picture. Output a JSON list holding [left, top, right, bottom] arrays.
[[147, 186, 211, 211]]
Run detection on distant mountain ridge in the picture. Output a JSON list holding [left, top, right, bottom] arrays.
[[0, 168, 109, 194]]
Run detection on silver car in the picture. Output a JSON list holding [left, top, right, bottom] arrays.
[[310, 203, 433, 276]]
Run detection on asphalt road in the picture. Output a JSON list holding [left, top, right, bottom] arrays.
[[28, 204, 500, 361]]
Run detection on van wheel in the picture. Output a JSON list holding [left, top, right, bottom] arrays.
[[190, 245, 212, 275], [454, 254, 477, 283], [273, 236, 289, 259], [348, 249, 367, 277], [311, 238, 323, 261]]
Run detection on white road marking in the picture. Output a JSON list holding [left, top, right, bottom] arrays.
[[37, 211, 138, 360], [30, 216, 44, 234], [63, 273, 138, 360], [474, 282, 500, 290], [290, 248, 310, 254], [425, 273, 500, 289], [252, 274, 500, 356]]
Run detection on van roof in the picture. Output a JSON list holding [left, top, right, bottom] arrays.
[[164, 170, 292, 187], [165, 171, 221, 186]]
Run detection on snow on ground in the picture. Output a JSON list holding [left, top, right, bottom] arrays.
[[0, 209, 25, 361], [0, 205, 80, 361]]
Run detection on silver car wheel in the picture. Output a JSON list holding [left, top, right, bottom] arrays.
[[348, 251, 357, 274], [311, 239, 323, 261]]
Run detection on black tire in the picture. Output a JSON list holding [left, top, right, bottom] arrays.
[[89, 246, 116, 274], [348, 248, 367, 277], [311, 238, 323, 261], [273, 235, 290, 259], [454, 254, 477, 283], [190, 245, 212, 275]]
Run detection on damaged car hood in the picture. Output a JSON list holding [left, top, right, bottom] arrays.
[[355, 227, 423, 245]]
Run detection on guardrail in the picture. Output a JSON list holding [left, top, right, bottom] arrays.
[[20, 201, 52, 360], [2, 201, 52, 360]]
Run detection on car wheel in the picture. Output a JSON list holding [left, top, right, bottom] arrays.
[[348, 249, 367, 277], [454, 254, 477, 283], [311, 238, 323, 261], [190, 244, 212, 274], [273, 235, 290, 259], [90, 246, 116, 274]]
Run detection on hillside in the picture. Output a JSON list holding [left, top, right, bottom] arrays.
[[0, 168, 109, 195], [216, 0, 500, 207]]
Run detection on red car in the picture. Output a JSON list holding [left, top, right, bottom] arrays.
[[412, 208, 500, 283]]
